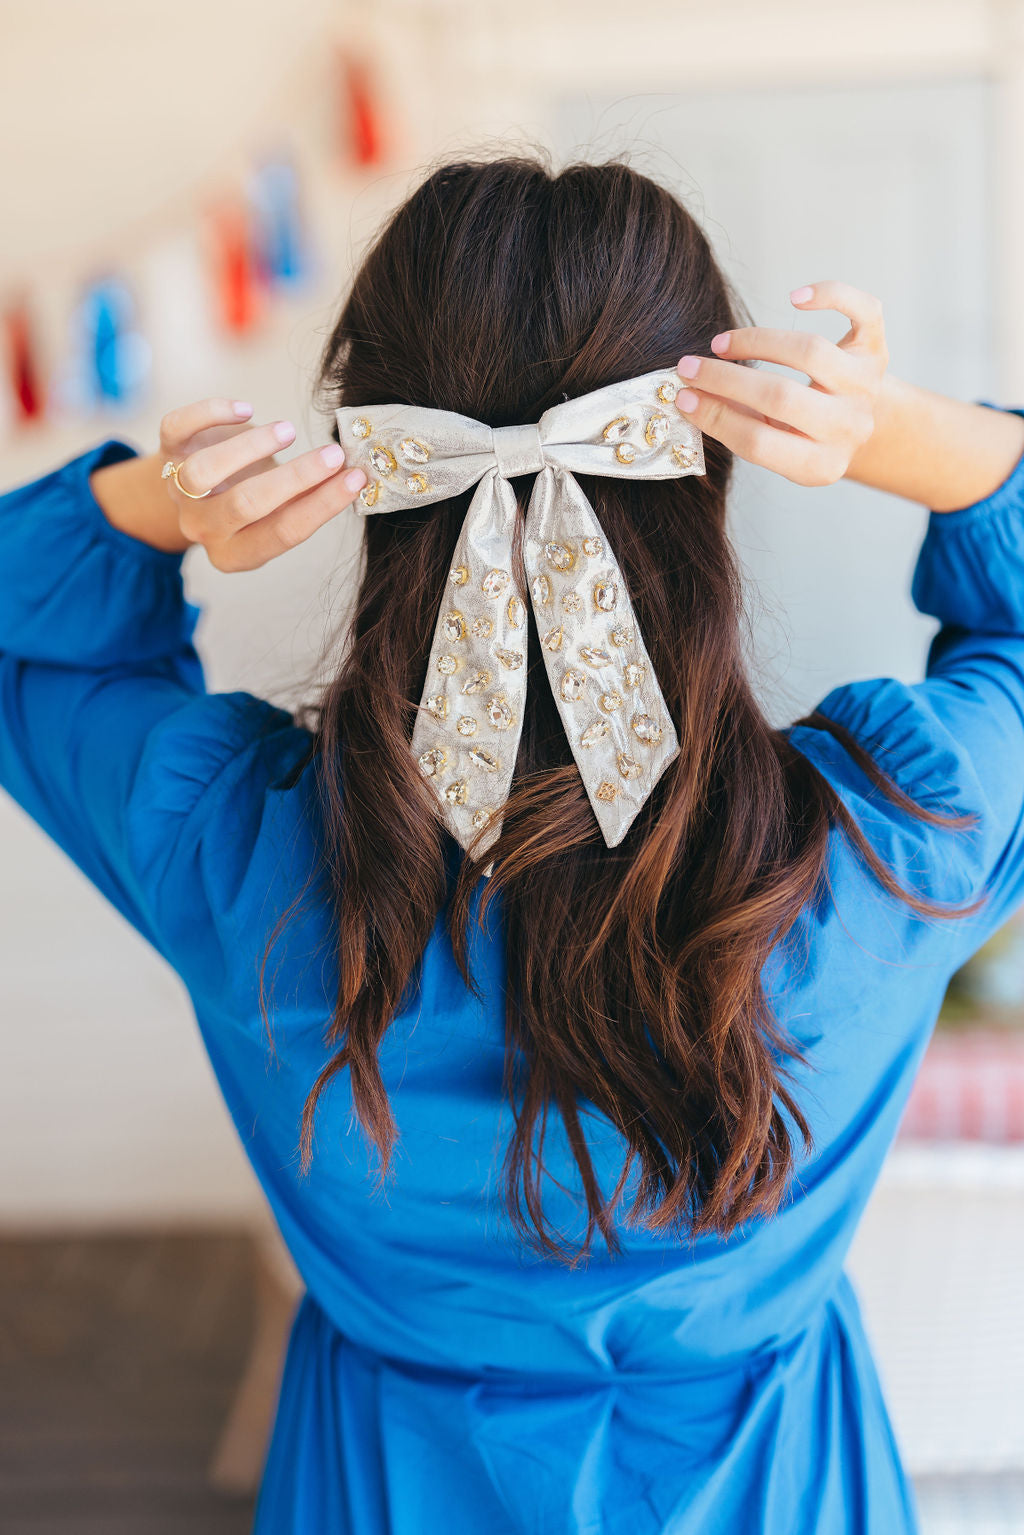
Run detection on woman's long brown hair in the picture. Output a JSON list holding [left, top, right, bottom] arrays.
[[263, 155, 978, 1265]]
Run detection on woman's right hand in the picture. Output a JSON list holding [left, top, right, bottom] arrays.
[[673, 280, 889, 488], [159, 399, 367, 570]]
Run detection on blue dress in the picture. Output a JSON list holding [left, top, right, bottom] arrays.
[[3, 424, 1024, 1534]]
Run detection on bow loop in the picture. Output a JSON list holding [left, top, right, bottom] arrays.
[[336, 368, 703, 853]]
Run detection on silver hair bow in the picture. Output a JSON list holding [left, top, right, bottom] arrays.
[[336, 368, 704, 853]]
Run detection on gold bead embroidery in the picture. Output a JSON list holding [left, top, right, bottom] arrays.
[[369, 446, 397, 477], [596, 781, 619, 802]]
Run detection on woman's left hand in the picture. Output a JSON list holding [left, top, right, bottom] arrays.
[[673, 280, 889, 487]]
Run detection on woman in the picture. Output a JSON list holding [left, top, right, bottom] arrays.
[[2, 156, 1023, 1534]]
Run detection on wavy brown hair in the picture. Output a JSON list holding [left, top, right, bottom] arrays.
[[263, 154, 977, 1264]]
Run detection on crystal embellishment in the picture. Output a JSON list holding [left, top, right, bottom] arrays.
[[442, 611, 466, 642], [399, 438, 430, 464], [579, 646, 612, 667], [471, 616, 494, 640], [545, 541, 576, 572], [561, 669, 586, 702], [531, 574, 551, 606], [580, 719, 610, 748], [582, 536, 603, 558], [507, 594, 525, 628], [359, 481, 380, 508], [462, 670, 491, 694], [472, 808, 493, 830], [352, 417, 372, 438], [469, 747, 500, 772], [561, 591, 582, 614], [603, 416, 634, 441], [656, 380, 678, 404], [482, 569, 511, 598], [610, 624, 634, 647], [673, 444, 698, 468], [615, 442, 637, 465], [444, 781, 468, 806], [450, 565, 469, 586], [632, 713, 663, 745], [618, 753, 642, 780], [598, 691, 623, 713], [593, 582, 617, 612], [456, 715, 477, 736], [369, 446, 397, 477], [541, 625, 563, 652], [486, 696, 515, 731], [623, 662, 646, 689], [406, 473, 430, 494], [437, 654, 460, 676], [418, 747, 447, 777], [426, 694, 449, 721], [645, 412, 670, 448], [494, 647, 524, 670]]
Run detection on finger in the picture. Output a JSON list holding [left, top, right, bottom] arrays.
[[701, 326, 861, 393], [675, 389, 845, 487], [176, 419, 299, 497], [198, 443, 362, 534], [213, 464, 368, 570], [789, 280, 886, 356], [161, 397, 254, 444], [676, 353, 844, 437]]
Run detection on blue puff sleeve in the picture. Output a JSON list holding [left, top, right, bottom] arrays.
[[0, 440, 307, 981], [799, 407, 1024, 945]]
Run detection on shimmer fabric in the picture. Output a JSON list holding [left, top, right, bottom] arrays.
[[3, 423, 1024, 1534]]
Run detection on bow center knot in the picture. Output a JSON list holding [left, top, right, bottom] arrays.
[[492, 423, 546, 479]]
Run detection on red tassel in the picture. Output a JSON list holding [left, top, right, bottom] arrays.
[[4, 300, 44, 423], [208, 201, 265, 336], [339, 51, 385, 167]]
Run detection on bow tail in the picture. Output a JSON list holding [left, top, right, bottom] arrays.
[[409, 469, 528, 855], [523, 467, 680, 848]]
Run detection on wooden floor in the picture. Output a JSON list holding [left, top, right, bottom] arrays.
[[0, 1231, 259, 1535]]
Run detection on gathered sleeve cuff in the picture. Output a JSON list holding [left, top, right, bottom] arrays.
[[911, 406, 1024, 635], [0, 438, 199, 668]]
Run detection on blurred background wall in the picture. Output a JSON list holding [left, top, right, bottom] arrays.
[[3, 0, 1024, 1502]]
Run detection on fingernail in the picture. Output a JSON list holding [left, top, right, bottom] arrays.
[[274, 419, 296, 444], [321, 443, 344, 469], [677, 355, 700, 379], [344, 468, 367, 492], [676, 389, 699, 413], [233, 400, 253, 417], [790, 286, 814, 305], [710, 333, 730, 354]]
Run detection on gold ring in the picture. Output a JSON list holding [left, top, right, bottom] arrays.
[[161, 459, 212, 500]]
